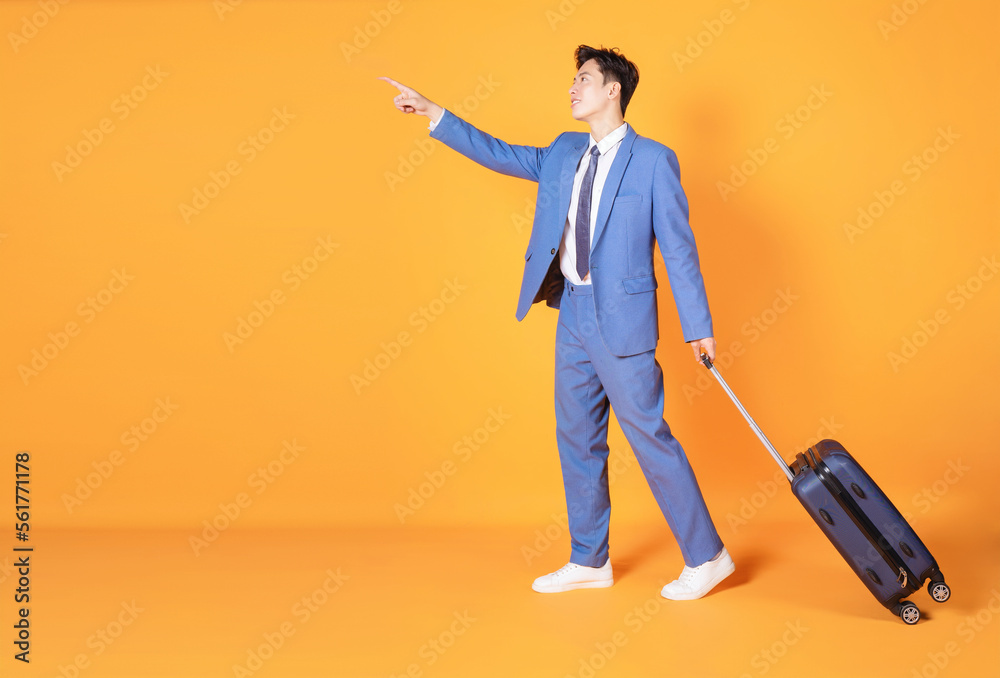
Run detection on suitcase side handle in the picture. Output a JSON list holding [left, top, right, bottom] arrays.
[[700, 353, 795, 483]]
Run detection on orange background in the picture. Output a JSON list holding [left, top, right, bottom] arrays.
[[1, 1, 998, 676]]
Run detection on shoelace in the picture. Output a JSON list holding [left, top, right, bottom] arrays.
[[677, 565, 700, 586], [553, 563, 581, 578]]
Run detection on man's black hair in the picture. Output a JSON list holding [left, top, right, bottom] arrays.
[[574, 44, 640, 117]]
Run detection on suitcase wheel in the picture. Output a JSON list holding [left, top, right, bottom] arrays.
[[899, 601, 921, 625], [928, 581, 951, 603]]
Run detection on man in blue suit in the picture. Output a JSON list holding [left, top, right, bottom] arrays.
[[380, 45, 734, 600]]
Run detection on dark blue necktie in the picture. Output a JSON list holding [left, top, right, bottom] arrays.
[[575, 145, 600, 281]]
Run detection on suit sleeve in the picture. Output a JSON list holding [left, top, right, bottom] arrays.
[[429, 108, 553, 183], [650, 147, 714, 342]]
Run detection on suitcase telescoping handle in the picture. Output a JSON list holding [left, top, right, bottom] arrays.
[[700, 353, 795, 483]]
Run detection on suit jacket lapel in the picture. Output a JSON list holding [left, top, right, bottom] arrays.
[[591, 125, 636, 251], [558, 137, 588, 240]]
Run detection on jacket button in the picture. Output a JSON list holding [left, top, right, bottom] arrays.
[[550, 248, 556, 255]]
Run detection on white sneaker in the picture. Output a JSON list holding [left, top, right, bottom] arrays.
[[660, 547, 735, 600], [532, 560, 614, 593]]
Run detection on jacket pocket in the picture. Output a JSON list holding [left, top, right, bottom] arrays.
[[614, 194, 642, 206], [622, 274, 657, 294]]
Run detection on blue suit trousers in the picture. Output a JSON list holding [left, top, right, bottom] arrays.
[[555, 281, 724, 568]]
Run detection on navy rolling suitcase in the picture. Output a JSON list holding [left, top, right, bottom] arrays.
[[701, 355, 950, 624]]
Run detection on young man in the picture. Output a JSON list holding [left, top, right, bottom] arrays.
[[379, 45, 734, 600]]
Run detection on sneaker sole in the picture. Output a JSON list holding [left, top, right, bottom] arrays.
[[532, 578, 614, 593], [660, 561, 735, 601]]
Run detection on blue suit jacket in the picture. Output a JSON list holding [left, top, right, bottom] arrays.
[[430, 109, 713, 358]]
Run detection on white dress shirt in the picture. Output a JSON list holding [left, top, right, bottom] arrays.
[[429, 110, 628, 286], [558, 122, 627, 285]]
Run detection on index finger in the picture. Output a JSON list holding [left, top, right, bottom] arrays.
[[377, 76, 408, 93]]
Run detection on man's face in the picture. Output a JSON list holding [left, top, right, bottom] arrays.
[[569, 58, 615, 121]]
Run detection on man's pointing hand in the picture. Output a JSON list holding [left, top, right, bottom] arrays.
[[378, 77, 443, 122]]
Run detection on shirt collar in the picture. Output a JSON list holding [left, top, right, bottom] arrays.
[[589, 121, 628, 156]]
